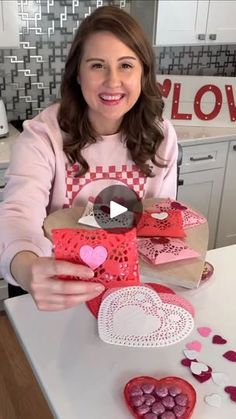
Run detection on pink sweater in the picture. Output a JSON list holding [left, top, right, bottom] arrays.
[[0, 103, 178, 285]]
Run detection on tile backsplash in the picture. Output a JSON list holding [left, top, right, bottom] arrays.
[[0, 0, 235, 121]]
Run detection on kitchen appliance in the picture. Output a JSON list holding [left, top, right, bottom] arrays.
[[0, 98, 9, 137]]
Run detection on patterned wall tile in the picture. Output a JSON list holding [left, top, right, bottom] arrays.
[[0, 0, 235, 121]]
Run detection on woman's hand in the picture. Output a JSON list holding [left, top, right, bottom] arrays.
[[11, 252, 105, 311]]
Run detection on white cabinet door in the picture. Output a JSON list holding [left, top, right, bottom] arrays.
[[155, 0, 209, 46], [0, 0, 19, 48], [177, 168, 225, 249], [206, 0, 236, 44], [155, 0, 236, 45], [216, 141, 236, 248]]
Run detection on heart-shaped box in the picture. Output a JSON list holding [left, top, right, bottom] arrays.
[[124, 376, 196, 418]]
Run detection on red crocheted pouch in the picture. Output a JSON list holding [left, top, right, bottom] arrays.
[[52, 228, 140, 288]]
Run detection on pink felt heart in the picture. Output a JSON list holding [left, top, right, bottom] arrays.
[[223, 351, 236, 362], [212, 335, 227, 344], [186, 340, 202, 352], [197, 326, 212, 337], [79, 245, 108, 270], [225, 386, 236, 402]]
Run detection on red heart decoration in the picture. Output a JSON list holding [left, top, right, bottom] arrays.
[[225, 386, 236, 403], [124, 376, 196, 418], [151, 237, 170, 245], [157, 79, 172, 98], [212, 334, 227, 344], [181, 359, 212, 383], [223, 350, 236, 362], [100, 205, 110, 214], [171, 201, 187, 211], [86, 282, 175, 318]]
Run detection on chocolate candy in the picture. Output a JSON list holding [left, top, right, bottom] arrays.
[[144, 394, 156, 406], [151, 402, 165, 415], [162, 396, 175, 409], [142, 383, 155, 394], [136, 405, 151, 415], [144, 414, 158, 419], [129, 385, 143, 397], [131, 396, 145, 407], [173, 404, 187, 417], [175, 393, 188, 407], [169, 385, 182, 397], [155, 385, 169, 398], [161, 412, 176, 419]]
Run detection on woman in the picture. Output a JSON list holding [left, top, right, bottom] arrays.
[[0, 6, 178, 310]]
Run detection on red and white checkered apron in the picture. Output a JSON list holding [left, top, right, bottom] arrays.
[[64, 163, 147, 208]]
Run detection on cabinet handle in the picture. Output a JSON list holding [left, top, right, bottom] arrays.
[[233, 145, 236, 151], [178, 179, 184, 186], [209, 34, 217, 40], [198, 34, 206, 40], [190, 154, 213, 162]]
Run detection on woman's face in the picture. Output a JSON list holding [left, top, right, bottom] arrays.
[[78, 31, 143, 135]]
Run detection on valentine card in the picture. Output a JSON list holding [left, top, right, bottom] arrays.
[[137, 209, 185, 238], [52, 228, 140, 288], [98, 286, 194, 347], [138, 237, 200, 265]]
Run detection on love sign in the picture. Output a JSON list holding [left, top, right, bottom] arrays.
[[156, 75, 236, 127]]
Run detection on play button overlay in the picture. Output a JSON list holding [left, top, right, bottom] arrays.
[[110, 201, 127, 218], [93, 185, 143, 232]]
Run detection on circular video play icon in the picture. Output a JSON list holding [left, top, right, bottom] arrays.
[[93, 185, 143, 232]]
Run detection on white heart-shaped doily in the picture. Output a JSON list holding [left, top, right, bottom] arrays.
[[98, 286, 194, 347], [151, 212, 168, 220]]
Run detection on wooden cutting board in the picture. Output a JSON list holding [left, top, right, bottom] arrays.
[[43, 199, 209, 289]]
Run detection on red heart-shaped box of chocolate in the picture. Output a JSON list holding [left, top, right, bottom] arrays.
[[124, 376, 196, 418]]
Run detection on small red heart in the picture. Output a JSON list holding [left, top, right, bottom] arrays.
[[225, 386, 236, 402], [212, 334, 227, 344], [124, 376, 196, 418], [151, 237, 170, 245], [171, 201, 187, 211], [181, 359, 212, 383], [157, 79, 172, 98], [100, 205, 110, 214], [223, 350, 236, 362]]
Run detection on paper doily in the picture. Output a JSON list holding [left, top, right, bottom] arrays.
[[137, 237, 199, 265], [52, 228, 140, 288], [98, 286, 194, 347]]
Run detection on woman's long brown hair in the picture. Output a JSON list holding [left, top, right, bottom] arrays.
[[58, 5, 165, 177]]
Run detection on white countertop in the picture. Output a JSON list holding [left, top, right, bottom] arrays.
[[0, 124, 20, 169], [0, 123, 235, 170], [175, 125, 236, 146], [4, 245, 236, 419]]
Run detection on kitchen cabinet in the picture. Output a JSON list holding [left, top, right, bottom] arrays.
[[216, 141, 236, 247], [177, 141, 228, 249], [155, 0, 236, 46], [0, 0, 19, 48]]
